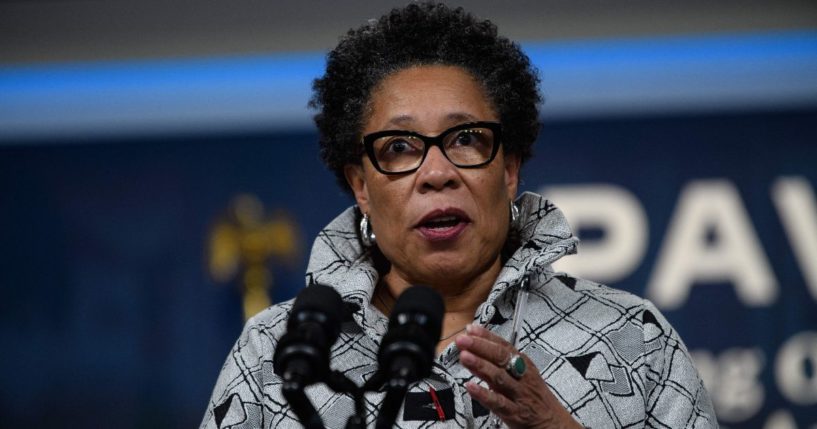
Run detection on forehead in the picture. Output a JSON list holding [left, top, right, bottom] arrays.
[[364, 65, 497, 133]]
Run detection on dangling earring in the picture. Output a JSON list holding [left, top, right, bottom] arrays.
[[360, 213, 376, 247], [510, 201, 519, 227]]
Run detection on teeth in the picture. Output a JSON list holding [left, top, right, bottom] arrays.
[[435, 216, 458, 222]]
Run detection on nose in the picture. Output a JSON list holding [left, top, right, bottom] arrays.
[[415, 145, 460, 192]]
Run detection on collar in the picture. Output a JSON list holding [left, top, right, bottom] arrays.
[[304, 191, 579, 336]]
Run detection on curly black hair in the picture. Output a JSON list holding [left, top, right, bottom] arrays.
[[310, 2, 542, 193]]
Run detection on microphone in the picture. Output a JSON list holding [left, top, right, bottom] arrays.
[[372, 285, 444, 429], [273, 284, 344, 429]]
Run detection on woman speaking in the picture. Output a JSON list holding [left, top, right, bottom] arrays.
[[201, 3, 716, 428]]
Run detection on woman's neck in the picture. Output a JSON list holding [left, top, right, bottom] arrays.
[[376, 257, 502, 354]]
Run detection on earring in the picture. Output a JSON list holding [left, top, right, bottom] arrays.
[[510, 201, 519, 227], [360, 213, 376, 247]]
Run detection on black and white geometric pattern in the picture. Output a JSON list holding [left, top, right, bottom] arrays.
[[200, 192, 717, 428]]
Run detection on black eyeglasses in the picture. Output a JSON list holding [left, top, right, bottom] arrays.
[[361, 121, 502, 174]]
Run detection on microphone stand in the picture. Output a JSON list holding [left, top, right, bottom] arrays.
[[326, 370, 366, 429], [373, 357, 416, 429], [375, 382, 408, 429], [281, 366, 325, 429], [281, 369, 370, 429], [284, 364, 422, 429]]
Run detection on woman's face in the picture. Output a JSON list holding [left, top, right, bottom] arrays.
[[345, 65, 520, 290]]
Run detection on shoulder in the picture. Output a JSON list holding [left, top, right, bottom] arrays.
[[232, 300, 295, 359], [246, 299, 294, 330], [562, 275, 680, 346], [539, 272, 656, 329], [528, 272, 687, 359], [553, 273, 642, 303], [555, 275, 697, 371], [523, 274, 716, 427]]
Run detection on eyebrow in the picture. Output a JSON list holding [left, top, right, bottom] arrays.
[[386, 112, 480, 128]]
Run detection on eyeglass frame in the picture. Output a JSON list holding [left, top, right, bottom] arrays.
[[361, 121, 503, 175]]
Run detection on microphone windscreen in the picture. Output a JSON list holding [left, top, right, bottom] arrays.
[[290, 284, 345, 332], [390, 285, 444, 342]]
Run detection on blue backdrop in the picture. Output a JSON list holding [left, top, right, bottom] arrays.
[[1, 31, 816, 428], [2, 108, 815, 427]]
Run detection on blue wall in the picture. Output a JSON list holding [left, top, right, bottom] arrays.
[[1, 31, 816, 428]]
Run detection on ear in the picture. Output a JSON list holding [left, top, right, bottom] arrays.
[[504, 153, 521, 199], [344, 164, 370, 213]]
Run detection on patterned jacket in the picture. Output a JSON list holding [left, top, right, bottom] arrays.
[[200, 192, 717, 428]]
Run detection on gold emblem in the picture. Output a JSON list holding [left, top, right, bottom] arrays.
[[208, 193, 300, 320]]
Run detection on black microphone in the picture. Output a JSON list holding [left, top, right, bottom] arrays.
[[372, 285, 444, 429], [273, 284, 344, 429]]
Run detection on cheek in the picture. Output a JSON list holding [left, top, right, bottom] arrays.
[[366, 183, 406, 239], [476, 175, 512, 237], [487, 167, 512, 205], [488, 199, 510, 237]]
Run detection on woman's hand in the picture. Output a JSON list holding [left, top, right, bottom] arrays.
[[456, 324, 583, 429]]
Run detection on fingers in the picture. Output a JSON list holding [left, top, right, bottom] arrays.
[[457, 325, 582, 429], [456, 324, 526, 398], [464, 323, 508, 345], [469, 378, 576, 429], [459, 349, 518, 397], [456, 326, 514, 368], [464, 380, 516, 418]]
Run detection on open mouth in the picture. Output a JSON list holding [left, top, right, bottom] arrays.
[[421, 215, 464, 229], [416, 209, 471, 241]]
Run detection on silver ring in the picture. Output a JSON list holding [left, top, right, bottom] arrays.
[[505, 354, 526, 379]]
